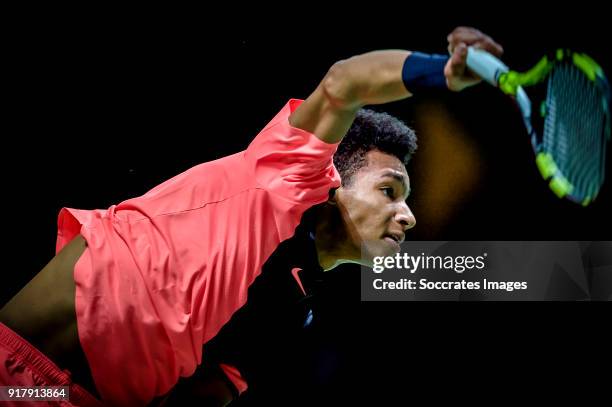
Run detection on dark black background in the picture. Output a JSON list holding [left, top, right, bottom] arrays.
[[3, 7, 610, 405]]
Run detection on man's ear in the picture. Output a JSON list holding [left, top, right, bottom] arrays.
[[327, 188, 338, 205]]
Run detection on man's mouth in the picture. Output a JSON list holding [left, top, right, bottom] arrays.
[[383, 233, 403, 252], [384, 232, 404, 244]]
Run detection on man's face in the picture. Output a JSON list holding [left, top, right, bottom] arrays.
[[335, 150, 416, 261]]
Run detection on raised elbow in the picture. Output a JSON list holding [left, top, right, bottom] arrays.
[[321, 60, 359, 110]]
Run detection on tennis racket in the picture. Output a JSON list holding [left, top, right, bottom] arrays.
[[466, 47, 610, 206]]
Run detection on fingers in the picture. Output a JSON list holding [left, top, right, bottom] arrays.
[[448, 42, 467, 77], [447, 27, 486, 45], [447, 26, 504, 57], [474, 37, 504, 57]]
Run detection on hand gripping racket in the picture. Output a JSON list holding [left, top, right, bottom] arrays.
[[466, 47, 611, 206]]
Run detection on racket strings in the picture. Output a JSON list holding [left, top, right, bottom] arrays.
[[543, 62, 607, 199]]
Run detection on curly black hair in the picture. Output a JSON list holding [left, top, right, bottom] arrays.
[[333, 109, 417, 186]]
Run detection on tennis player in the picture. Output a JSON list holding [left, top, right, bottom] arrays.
[[0, 27, 502, 406]]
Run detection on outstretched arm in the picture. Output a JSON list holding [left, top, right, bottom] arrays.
[[289, 26, 503, 144]]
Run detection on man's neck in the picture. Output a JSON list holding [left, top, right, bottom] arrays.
[[312, 204, 362, 271]]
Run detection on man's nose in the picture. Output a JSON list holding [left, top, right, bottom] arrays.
[[396, 203, 416, 231]]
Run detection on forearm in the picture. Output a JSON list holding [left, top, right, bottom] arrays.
[[324, 50, 413, 110], [290, 49, 445, 143], [290, 27, 504, 144]]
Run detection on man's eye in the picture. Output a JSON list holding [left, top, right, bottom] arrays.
[[382, 187, 394, 199]]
